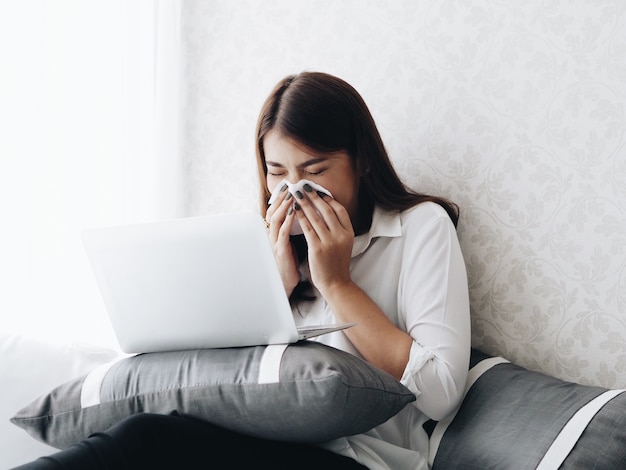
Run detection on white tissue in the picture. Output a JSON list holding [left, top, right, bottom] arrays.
[[268, 179, 333, 235]]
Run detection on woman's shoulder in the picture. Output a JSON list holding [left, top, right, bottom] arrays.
[[399, 201, 454, 227], [394, 202, 460, 253]]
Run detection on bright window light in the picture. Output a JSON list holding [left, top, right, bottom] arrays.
[[0, 0, 179, 347]]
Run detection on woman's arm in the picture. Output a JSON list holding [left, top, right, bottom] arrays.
[[295, 191, 413, 379], [397, 206, 471, 420], [299, 194, 470, 420], [321, 280, 413, 380]]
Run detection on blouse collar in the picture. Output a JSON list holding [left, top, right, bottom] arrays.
[[351, 206, 402, 257]]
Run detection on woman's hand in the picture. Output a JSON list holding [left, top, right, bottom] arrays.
[[293, 184, 354, 295], [294, 185, 412, 379], [265, 186, 299, 296]]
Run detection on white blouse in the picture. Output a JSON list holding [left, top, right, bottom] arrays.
[[291, 202, 471, 470]]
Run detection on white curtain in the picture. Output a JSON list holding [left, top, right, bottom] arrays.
[[0, 0, 182, 346]]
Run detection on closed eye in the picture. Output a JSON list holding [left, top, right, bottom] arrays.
[[304, 168, 327, 176]]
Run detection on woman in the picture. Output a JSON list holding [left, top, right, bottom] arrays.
[[257, 71, 470, 469], [15, 72, 469, 470]]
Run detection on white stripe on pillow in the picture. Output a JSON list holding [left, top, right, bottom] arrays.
[[80, 357, 125, 408], [536, 388, 626, 470], [258, 344, 289, 384], [428, 356, 510, 466]]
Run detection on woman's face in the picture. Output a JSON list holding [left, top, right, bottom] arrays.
[[263, 129, 360, 225]]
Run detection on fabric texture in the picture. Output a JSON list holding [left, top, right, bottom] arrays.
[[12, 413, 368, 470], [428, 349, 626, 469], [11, 341, 415, 450]]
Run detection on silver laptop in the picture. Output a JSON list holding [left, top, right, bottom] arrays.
[[82, 211, 354, 353]]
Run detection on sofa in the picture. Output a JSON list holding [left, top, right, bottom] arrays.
[[1, 334, 120, 468], [3, 331, 625, 469]]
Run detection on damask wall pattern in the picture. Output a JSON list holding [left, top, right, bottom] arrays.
[[180, 0, 626, 387]]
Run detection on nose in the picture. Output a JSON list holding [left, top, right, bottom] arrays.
[[283, 171, 305, 184]]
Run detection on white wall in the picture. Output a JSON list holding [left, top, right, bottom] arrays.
[[180, 0, 626, 387]]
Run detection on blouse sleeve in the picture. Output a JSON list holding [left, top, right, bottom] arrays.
[[397, 204, 471, 421]]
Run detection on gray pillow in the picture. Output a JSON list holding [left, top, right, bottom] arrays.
[[427, 349, 626, 469], [11, 341, 415, 449]]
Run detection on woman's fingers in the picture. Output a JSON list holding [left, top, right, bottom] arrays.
[[266, 185, 292, 240], [265, 184, 299, 295], [294, 184, 353, 239], [293, 185, 355, 292]]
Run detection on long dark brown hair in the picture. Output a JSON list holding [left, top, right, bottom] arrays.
[[255, 71, 459, 227]]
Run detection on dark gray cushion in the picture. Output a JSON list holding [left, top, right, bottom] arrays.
[[428, 349, 626, 469], [11, 341, 415, 449]]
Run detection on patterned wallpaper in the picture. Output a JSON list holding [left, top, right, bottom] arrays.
[[180, 0, 626, 388]]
